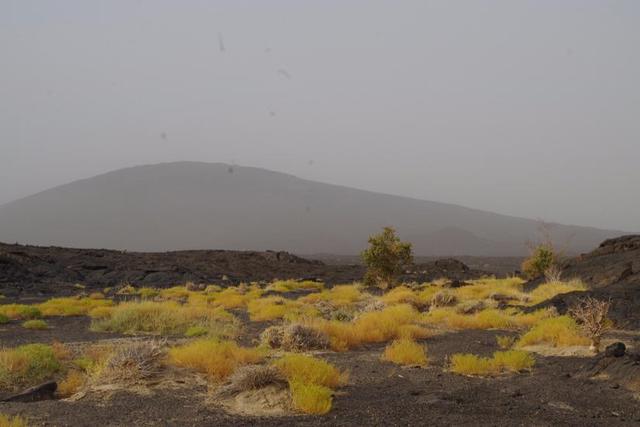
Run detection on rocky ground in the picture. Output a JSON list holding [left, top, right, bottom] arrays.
[[0, 242, 488, 297], [1, 236, 640, 426]]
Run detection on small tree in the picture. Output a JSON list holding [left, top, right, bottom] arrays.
[[568, 297, 612, 353], [521, 244, 558, 280], [361, 227, 413, 289]]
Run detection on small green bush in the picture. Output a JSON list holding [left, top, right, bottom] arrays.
[[22, 319, 48, 330], [0, 344, 61, 389]]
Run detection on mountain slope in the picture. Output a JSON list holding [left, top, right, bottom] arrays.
[[0, 162, 626, 255]]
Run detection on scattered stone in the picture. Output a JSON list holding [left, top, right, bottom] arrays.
[[605, 342, 626, 358]]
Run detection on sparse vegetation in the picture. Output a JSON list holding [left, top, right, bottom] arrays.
[[0, 304, 41, 320], [90, 301, 236, 337], [0, 414, 28, 427], [450, 350, 534, 376], [289, 380, 333, 415], [522, 244, 557, 280], [273, 354, 346, 389], [568, 297, 612, 353], [37, 297, 113, 317], [0, 344, 60, 389], [247, 296, 319, 322], [361, 227, 413, 288], [22, 319, 48, 330], [168, 339, 264, 381], [267, 280, 324, 293], [381, 339, 428, 366], [516, 316, 590, 348], [57, 369, 85, 397]]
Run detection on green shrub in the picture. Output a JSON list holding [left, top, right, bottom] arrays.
[[22, 319, 48, 330], [361, 227, 413, 288]]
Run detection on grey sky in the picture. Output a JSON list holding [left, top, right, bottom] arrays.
[[1, 0, 638, 231]]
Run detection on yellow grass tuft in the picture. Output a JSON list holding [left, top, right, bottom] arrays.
[[299, 284, 364, 308], [308, 304, 427, 351], [450, 350, 534, 376], [273, 354, 346, 389], [267, 280, 324, 293], [380, 286, 425, 307], [516, 316, 590, 348], [22, 319, 47, 330], [57, 369, 85, 397], [525, 280, 587, 305], [289, 380, 333, 415], [168, 340, 264, 381], [0, 414, 28, 427], [247, 297, 319, 322], [381, 339, 428, 366], [496, 335, 516, 350], [0, 344, 60, 389], [0, 304, 41, 320], [37, 297, 113, 317], [90, 301, 236, 337], [422, 307, 553, 331], [208, 285, 263, 309]]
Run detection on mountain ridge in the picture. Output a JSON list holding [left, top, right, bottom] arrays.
[[0, 161, 628, 256]]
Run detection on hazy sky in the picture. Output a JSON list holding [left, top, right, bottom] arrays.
[[1, 1, 639, 231]]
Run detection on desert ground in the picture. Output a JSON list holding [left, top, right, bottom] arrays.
[[1, 236, 639, 426]]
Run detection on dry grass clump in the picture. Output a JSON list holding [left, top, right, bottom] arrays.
[[57, 369, 86, 397], [0, 344, 60, 390], [380, 286, 428, 310], [299, 285, 364, 308], [281, 324, 330, 352], [247, 297, 319, 322], [22, 319, 47, 330], [496, 335, 516, 350], [309, 304, 429, 351], [168, 339, 265, 381], [455, 300, 486, 315], [267, 280, 324, 293], [273, 354, 346, 415], [516, 316, 590, 348], [273, 354, 346, 389], [90, 301, 236, 337], [289, 381, 333, 415], [381, 339, 428, 366], [137, 287, 160, 299], [260, 324, 330, 352], [0, 304, 41, 320], [430, 290, 458, 308], [208, 285, 264, 309], [450, 350, 534, 376], [422, 307, 553, 331], [453, 277, 525, 303], [37, 297, 113, 317], [526, 280, 587, 305], [94, 340, 164, 384], [216, 364, 286, 397], [0, 414, 28, 427]]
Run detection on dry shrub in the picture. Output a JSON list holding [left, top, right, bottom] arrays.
[[516, 316, 590, 348], [208, 285, 264, 309], [450, 350, 534, 376], [94, 340, 164, 384], [381, 339, 428, 366], [280, 324, 330, 352], [289, 381, 333, 415], [0, 414, 28, 427], [568, 297, 612, 353], [51, 341, 72, 362], [216, 365, 286, 397], [168, 340, 264, 382], [57, 369, 85, 397], [260, 325, 285, 349], [430, 291, 457, 308]]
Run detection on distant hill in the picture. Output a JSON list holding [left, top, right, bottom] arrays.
[[0, 162, 627, 256]]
